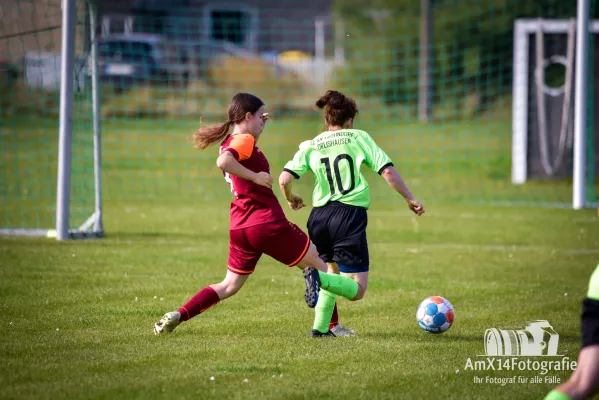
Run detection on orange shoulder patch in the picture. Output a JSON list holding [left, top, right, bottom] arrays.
[[228, 134, 255, 161]]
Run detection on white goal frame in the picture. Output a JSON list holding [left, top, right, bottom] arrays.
[[511, 17, 598, 208], [0, 0, 104, 239]]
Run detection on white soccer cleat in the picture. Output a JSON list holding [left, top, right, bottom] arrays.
[[154, 311, 181, 335], [331, 324, 355, 337]]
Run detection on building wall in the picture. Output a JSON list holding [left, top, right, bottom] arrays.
[[95, 0, 334, 55]]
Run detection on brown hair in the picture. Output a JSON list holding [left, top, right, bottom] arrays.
[[315, 90, 358, 127], [192, 93, 264, 149]]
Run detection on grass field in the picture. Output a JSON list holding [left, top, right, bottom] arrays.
[[1, 114, 599, 399]]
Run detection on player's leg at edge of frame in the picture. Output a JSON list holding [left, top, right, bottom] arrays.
[[545, 264, 599, 400], [544, 345, 599, 400]]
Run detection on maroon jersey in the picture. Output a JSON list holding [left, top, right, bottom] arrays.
[[219, 133, 286, 230]]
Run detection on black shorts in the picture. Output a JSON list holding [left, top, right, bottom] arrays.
[[581, 298, 599, 348], [307, 201, 369, 273]]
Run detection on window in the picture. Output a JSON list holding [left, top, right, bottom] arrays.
[[203, 4, 258, 51], [210, 10, 249, 45]]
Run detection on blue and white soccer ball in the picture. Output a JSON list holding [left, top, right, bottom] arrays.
[[416, 296, 455, 334]]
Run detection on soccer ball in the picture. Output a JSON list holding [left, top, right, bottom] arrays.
[[416, 296, 455, 334]]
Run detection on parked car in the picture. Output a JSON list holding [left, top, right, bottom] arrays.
[[95, 34, 197, 89], [183, 39, 257, 74]]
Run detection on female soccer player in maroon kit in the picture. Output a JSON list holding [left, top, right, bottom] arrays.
[[154, 93, 359, 336]]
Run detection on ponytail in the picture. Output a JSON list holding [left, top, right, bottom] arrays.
[[191, 92, 265, 149], [191, 120, 232, 150]]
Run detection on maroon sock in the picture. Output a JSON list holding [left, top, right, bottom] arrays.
[[178, 286, 221, 322], [329, 303, 339, 330]]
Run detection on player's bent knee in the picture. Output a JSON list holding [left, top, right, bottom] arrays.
[[226, 283, 243, 297], [214, 274, 247, 299], [215, 282, 242, 299], [350, 284, 367, 301]]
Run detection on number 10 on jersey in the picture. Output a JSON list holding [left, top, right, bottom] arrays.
[[320, 154, 356, 195]]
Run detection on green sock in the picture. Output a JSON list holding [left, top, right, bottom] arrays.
[[313, 289, 336, 333], [587, 263, 599, 300], [317, 271, 359, 300], [544, 390, 571, 400]]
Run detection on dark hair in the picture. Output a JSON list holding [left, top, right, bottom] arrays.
[[315, 90, 358, 127], [192, 93, 264, 149]]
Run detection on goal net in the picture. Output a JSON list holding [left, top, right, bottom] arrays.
[[0, 0, 102, 237], [1, 1, 597, 240], [512, 18, 598, 207]]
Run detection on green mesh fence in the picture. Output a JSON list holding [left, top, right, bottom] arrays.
[[0, 0, 597, 234], [1, 0, 95, 233]]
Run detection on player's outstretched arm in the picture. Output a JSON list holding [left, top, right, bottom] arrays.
[[380, 166, 424, 215], [278, 171, 305, 210], [216, 151, 273, 188]]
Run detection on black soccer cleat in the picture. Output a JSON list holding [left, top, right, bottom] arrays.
[[310, 329, 336, 338], [303, 266, 320, 308]]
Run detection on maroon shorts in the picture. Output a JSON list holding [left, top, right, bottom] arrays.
[[227, 219, 310, 275]]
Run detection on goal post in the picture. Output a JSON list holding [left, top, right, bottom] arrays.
[[56, 0, 104, 240], [511, 16, 598, 209], [0, 0, 103, 239], [573, 0, 591, 210], [56, 0, 77, 240]]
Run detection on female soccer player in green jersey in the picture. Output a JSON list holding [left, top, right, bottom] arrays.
[[279, 90, 425, 337]]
